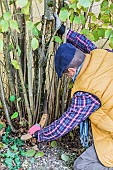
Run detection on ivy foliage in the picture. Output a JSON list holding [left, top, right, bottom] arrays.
[[0, 126, 46, 169], [0, 126, 24, 170]]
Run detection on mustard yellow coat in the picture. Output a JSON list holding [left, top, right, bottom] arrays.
[[71, 49, 113, 167]]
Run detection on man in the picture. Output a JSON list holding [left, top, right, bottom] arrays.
[[28, 22, 113, 169]]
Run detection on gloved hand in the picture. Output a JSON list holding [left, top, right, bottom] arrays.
[[21, 124, 40, 141], [54, 12, 61, 30], [28, 123, 41, 136], [54, 12, 66, 36]]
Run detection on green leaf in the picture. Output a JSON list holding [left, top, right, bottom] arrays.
[[68, 81, 73, 89], [59, 9, 69, 22], [5, 158, 13, 167], [20, 149, 26, 156], [11, 112, 19, 119], [69, 13, 74, 23], [5, 149, 15, 158], [0, 124, 3, 130], [100, 14, 110, 23], [51, 141, 57, 148], [79, 0, 93, 8], [21, 2, 30, 15], [0, 39, 3, 52], [109, 37, 113, 48], [0, 142, 4, 148], [9, 137, 15, 143], [77, 2, 82, 9], [80, 6, 87, 12], [80, 15, 85, 25], [0, 101, 2, 108], [92, 15, 96, 22], [35, 151, 44, 158], [105, 29, 112, 38], [12, 59, 20, 69], [9, 95, 15, 102], [102, 23, 109, 28], [14, 156, 21, 166], [11, 144, 18, 151], [38, 0, 42, 3], [80, 28, 89, 36], [31, 38, 39, 50], [3, 12, 12, 21], [103, 10, 110, 15], [88, 23, 96, 30], [70, 0, 76, 3], [69, 131, 74, 140], [88, 12, 95, 16], [6, 126, 11, 134], [100, 0, 109, 11], [18, 46, 21, 56], [30, 157, 35, 164], [2, 135, 8, 145], [25, 149, 36, 157], [17, 0, 28, 8], [14, 138, 24, 146], [97, 28, 105, 38], [8, 44, 14, 51], [61, 154, 70, 162], [110, 3, 113, 10], [32, 26, 39, 37], [26, 21, 34, 30], [92, 30, 99, 42], [87, 33, 95, 41], [17, 97, 21, 102], [74, 16, 80, 24], [34, 21, 41, 27], [1, 20, 9, 32], [54, 36, 62, 43], [9, 0, 14, 5], [10, 20, 19, 32], [69, 3, 77, 9], [111, 20, 113, 26]]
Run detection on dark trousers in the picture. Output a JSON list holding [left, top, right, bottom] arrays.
[[74, 145, 113, 170]]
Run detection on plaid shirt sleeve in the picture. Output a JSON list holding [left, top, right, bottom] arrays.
[[37, 92, 101, 142], [66, 30, 97, 53]]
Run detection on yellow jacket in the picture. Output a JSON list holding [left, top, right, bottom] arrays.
[[71, 49, 113, 167]]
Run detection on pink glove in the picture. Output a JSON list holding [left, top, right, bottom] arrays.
[[28, 124, 40, 136]]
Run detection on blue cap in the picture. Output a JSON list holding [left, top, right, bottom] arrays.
[[55, 43, 76, 78]]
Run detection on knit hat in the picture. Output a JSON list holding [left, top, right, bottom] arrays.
[[55, 43, 76, 78]]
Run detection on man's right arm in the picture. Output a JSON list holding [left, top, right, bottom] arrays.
[[66, 29, 97, 53], [34, 91, 101, 142], [57, 24, 97, 53]]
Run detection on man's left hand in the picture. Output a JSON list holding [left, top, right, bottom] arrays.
[[28, 124, 41, 136]]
